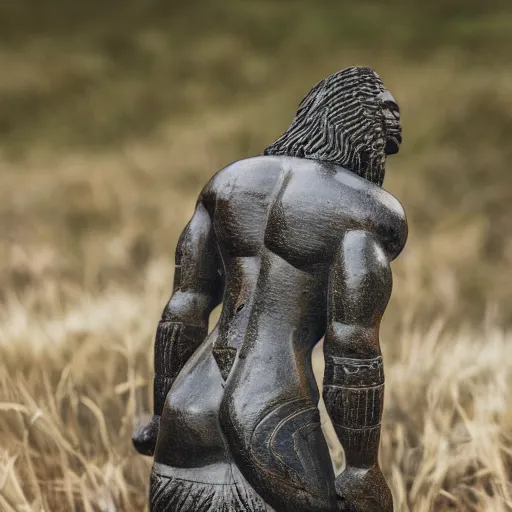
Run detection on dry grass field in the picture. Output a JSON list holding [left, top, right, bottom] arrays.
[[1, 1, 512, 510]]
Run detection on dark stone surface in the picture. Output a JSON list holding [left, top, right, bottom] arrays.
[[133, 66, 407, 511]]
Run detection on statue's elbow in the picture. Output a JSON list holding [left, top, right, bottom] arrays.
[[325, 322, 380, 359], [161, 291, 210, 325]]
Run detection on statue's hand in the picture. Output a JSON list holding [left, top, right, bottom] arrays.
[[335, 465, 393, 512], [132, 414, 160, 456]]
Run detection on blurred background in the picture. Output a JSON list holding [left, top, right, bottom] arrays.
[[0, 1, 511, 511]]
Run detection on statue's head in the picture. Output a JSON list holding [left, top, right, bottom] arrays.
[[264, 66, 401, 186]]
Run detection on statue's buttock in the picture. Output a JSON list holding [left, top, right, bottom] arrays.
[[133, 66, 407, 512]]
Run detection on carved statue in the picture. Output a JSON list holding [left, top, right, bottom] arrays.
[[132, 66, 407, 512]]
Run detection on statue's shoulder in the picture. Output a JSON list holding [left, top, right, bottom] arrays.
[[200, 156, 286, 201], [366, 185, 408, 260], [327, 166, 408, 260]]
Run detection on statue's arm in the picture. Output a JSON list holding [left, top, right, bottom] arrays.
[[133, 198, 223, 456], [153, 199, 223, 416], [322, 230, 395, 507]]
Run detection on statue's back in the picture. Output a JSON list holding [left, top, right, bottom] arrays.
[[151, 155, 405, 512]]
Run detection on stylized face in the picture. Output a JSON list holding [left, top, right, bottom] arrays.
[[378, 90, 402, 155], [264, 66, 402, 187]]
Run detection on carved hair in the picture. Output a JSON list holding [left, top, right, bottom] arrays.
[[264, 66, 400, 186]]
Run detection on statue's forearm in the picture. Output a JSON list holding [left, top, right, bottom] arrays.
[[153, 287, 218, 415], [323, 329, 384, 469], [153, 319, 208, 416]]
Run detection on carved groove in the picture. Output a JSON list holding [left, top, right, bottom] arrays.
[[324, 356, 385, 469], [150, 467, 273, 512], [155, 322, 183, 376], [250, 399, 328, 491], [153, 374, 175, 416], [324, 384, 384, 428], [324, 356, 385, 431], [153, 321, 207, 414], [212, 346, 237, 381]]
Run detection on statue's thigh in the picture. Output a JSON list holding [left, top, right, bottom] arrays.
[[155, 340, 228, 467], [222, 393, 337, 512]]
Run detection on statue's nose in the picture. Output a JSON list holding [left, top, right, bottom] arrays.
[[378, 90, 397, 105]]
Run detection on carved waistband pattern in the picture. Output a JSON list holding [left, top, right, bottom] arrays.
[[324, 356, 384, 387]]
